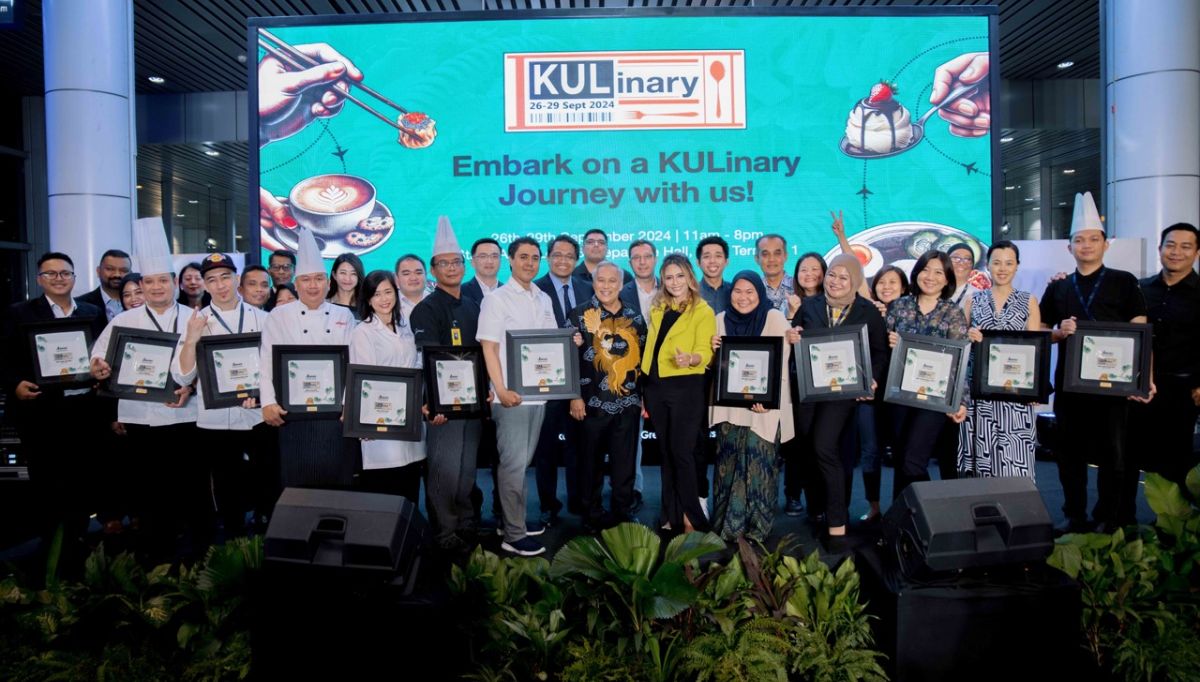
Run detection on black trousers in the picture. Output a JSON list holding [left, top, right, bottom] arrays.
[[644, 374, 711, 531], [533, 400, 579, 515], [810, 401, 859, 528], [357, 461, 424, 502], [125, 422, 207, 561], [1133, 376, 1199, 489], [786, 403, 822, 513], [933, 417, 960, 481], [891, 406, 952, 498], [577, 407, 640, 522], [1055, 393, 1138, 526], [199, 423, 277, 537]]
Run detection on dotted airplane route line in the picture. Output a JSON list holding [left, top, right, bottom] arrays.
[[861, 159, 869, 230], [261, 125, 329, 175], [322, 120, 349, 174], [925, 135, 991, 177], [890, 35, 987, 83]]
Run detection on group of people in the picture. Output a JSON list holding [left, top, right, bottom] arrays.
[[4, 191, 1198, 564]]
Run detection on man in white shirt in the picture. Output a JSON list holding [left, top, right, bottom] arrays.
[[261, 228, 356, 487], [90, 218, 200, 560], [477, 236, 557, 557], [173, 253, 271, 537]]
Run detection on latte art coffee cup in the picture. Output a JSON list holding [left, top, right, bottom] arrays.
[[288, 174, 377, 238]]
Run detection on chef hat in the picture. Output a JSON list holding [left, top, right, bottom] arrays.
[[432, 215, 461, 258], [294, 228, 324, 276], [131, 217, 173, 277], [1069, 191, 1105, 237]]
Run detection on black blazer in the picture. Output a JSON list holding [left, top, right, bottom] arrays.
[[461, 277, 503, 308], [2, 297, 105, 400], [619, 279, 655, 319], [535, 273, 593, 326], [794, 293, 889, 388], [75, 286, 106, 311]]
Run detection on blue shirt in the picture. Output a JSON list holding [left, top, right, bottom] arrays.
[[699, 278, 732, 315]]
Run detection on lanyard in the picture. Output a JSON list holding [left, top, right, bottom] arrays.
[[953, 285, 970, 306], [827, 304, 847, 327], [1070, 268, 1106, 321], [210, 303, 244, 334], [145, 303, 179, 333]]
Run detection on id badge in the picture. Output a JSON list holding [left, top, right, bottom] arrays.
[[451, 327, 462, 346]]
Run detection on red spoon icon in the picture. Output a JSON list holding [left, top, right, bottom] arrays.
[[710, 60, 726, 118]]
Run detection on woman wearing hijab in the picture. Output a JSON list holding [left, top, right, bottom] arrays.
[[709, 272, 794, 542], [787, 254, 888, 549]]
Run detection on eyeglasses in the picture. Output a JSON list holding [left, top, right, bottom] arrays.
[[949, 256, 973, 265], [38, 271, 75, 280], [584, 239, 607, 247], [434, 258, 464, 268], [269, 264, 294, 272]]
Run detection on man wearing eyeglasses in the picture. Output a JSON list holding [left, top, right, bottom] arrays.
[[574, 228, 634, 284], [267, 250, 296, 288], [3, 253, 107, 569]]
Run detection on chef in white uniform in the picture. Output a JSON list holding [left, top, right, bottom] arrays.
[[260, 228, 356, 487], [173, 252, 270, 538], [90, 217, 200, 560]]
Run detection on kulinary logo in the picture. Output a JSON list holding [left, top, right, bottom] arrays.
[[504, 50, 745, 132]]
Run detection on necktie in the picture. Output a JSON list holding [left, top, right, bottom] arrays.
[[562, 284, 573, 313]]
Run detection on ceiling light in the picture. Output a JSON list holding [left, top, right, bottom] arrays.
[[136, 184, 143, 189], [204, 149, 220, 157], [1000, 136, 1014, 143], [148, 76, 165, 84], [1000, 224, 1010, 233], [1005, 185, 1015, 190], [176, 213, 185, 218], [1057, 61, 1074, 70], [1032, 207, 1040, 211], [187, 199, 199, 204], [1063, 168, 1075, 174], [1059, 202, 1068, 206]]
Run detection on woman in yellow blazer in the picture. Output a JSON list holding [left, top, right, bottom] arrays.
[[641, 253, 716, 533]]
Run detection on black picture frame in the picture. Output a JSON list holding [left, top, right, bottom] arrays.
[[343, 364, 423, 441], [884, 333, 970, 413], [1061, 321, 1153, 398], [422, 345, 488, 419], [196, 333, 263, 409], [271, 344, 349, 420], [100, 326, 181, 403], [22, 318, 95, 388], [793, 324, 874, 402], [505, 328, 581, 400], [713, 336, 784, 410], [971, 329, 1052, 403]]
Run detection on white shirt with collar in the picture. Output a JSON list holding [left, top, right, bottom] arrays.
[[476, 279, 557, 405], [259, 300, 355, 408], [91, 302, 198, 426], [171, 298, 267, 431], [478, 279, 501, 297], [551, 273, 578, 313], [399, 293, 425, 326], [635, 279, 658, 319], [48, 296, 89, 397], [349, 314, 425, 469]]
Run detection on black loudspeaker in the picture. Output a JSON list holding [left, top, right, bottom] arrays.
[[264, 488, 428, 591], [882, 477, 1053, 579]]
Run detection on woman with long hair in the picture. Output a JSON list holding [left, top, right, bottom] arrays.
[[177, 262, 208, 309], [349, 270, 425, 500], [709, 271, 794, 542], [327, 253, 365, 318], [641, 254, 716, 533], [886, 251, 969, 496]]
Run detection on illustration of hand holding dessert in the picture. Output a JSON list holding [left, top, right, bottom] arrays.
[[930, 52, 990, 137]]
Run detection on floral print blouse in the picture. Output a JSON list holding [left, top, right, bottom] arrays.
[[886, 295, 968, 340]]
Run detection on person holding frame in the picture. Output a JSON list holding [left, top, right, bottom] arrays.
[[787, 255, 887, 548], [959, 241, 1043, 481], [349, 270, 425, 502], [1040, 192, 1152, 534], [708, 271, 793, 543], [885, 250, 969, 498], [173, 253, 270, 540], [781, 250, 826, 521], [641, 254, 716, 534]]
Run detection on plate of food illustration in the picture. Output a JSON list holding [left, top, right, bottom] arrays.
[[265, 197, 395, 258], [825, 221, 987, 278]]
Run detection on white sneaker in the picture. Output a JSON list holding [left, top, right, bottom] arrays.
[[699, 497, 709, 519]]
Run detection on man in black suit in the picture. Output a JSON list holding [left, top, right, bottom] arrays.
[[618, 238, 658, 513], [530, 235, 592, 522], [4, 252, 107, 568], [574, 228, 634, 284], [75, 248, 131, 322], [462, 237, 504, 307]]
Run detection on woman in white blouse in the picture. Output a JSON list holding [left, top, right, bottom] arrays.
[[349, 270, 426, 501]]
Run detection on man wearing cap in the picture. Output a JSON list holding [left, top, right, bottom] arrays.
[[1040, 192, 1153, 534], [411, 217, 485, 551], [477, 236, 557, 557], [260, 228, 356, 487], [90, 218, 201, 560], [173, 253, 271, 538]]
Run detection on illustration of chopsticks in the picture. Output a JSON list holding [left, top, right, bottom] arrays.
[[257, 28, 412, 133]]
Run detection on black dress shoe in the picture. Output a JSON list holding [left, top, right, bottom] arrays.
[[822, 533, 852, 554]]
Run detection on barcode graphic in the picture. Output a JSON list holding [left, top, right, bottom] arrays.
[[528, 112, 614, 124]]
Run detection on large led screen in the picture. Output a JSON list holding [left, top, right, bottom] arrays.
[[251, 10, 997, 278]]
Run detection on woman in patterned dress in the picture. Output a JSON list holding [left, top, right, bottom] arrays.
[[959, 241, 1042, 479]]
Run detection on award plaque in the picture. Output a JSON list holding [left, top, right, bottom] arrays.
[[100, 326, 181, 402], [884, 333, 970, 413], [23, 318, 95, 388], [505, 328, 581, 400], [422, 345, 488, 419], [196, 333, 262, 408], [343, 364, 422, 441], [793, 324, 874, 402], [1061, 321, 1152, 398], [713, 336, 784, 409], [271, 344, 349, 419], [971, 329, 1052, 403]]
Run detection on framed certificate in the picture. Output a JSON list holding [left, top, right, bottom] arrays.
[[271, 344, 348, 419], [793, 324, 873, 402], [1062, 321, 1152, 398], [884, 333, 970, 413], [196, 333, 262, 409], [22, 318, 95, 388], [971, 330, 1052, 403], [505, 328, 581, 400], [100, 326, 180, 402], [713, 336, 784, 409], [343, 365, 422, 441], [422, 345, 488, 419]]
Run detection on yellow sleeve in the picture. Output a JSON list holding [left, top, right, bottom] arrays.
[[692, 302, 717, 368]]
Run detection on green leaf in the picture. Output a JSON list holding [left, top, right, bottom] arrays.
[[1145, 473, 1193, 521], [1186, 464, 1200, 499], [663, 531, 725, 566], [600, 523, 660, 577], [645, 563, 699, 619], [550, 536, 611, 580]]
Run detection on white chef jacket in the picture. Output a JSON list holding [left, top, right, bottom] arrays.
[[259, 300, 355, 408], [171, 298, 267, 431], [91, 302, 198, 426], [349, 314, 426, 469], [476, 279, 557, 406]]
